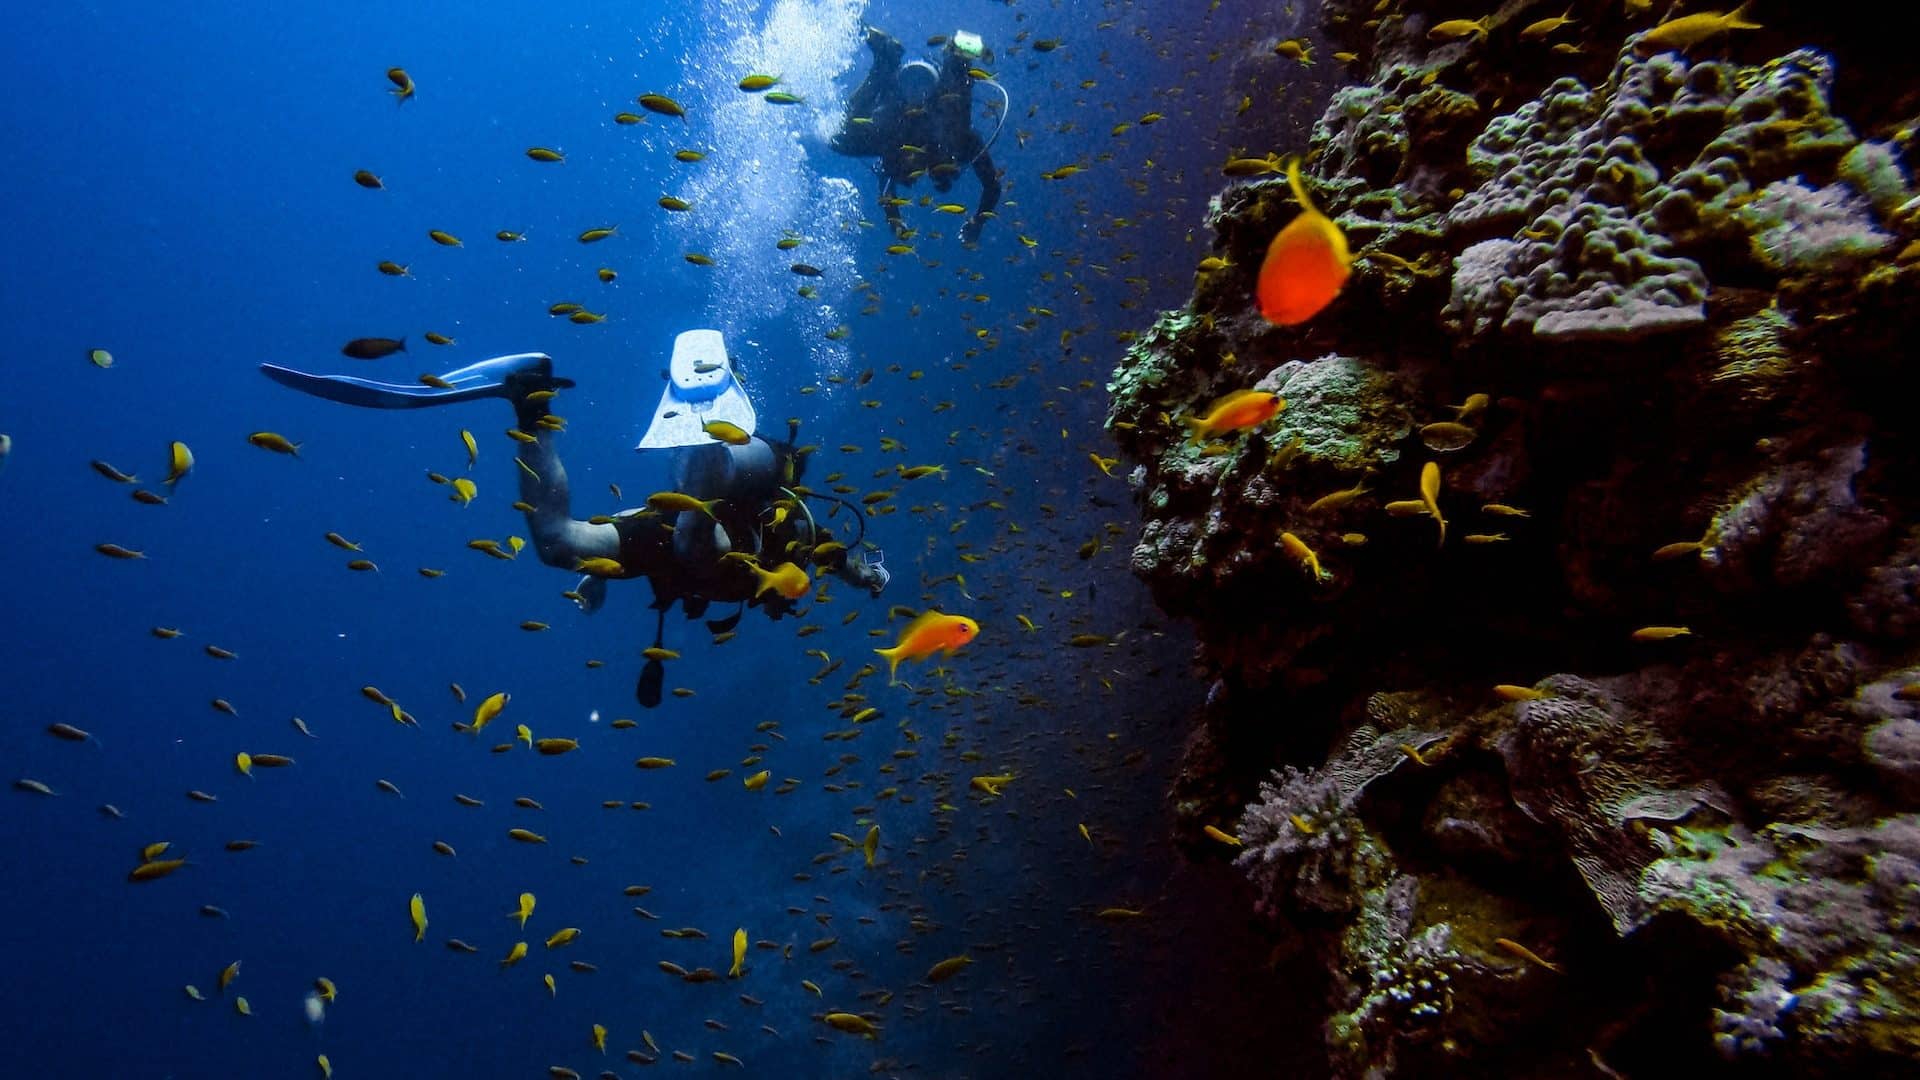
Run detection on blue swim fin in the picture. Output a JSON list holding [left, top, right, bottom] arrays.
[[260, 353, 572, 409]]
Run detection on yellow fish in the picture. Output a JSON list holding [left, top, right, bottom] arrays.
[[1634, 3, 1760, 56], [750, 561, 810, 600], [823, 1012, 879, 1038], [472, 691, 508, 733], [638, 93, 686, 118], [1420, 461, 1445, 546], [1428, 16, 1490, 42], [647, 491, 719, 517], [703, 420, 751, 445], [247, 431, 301, 456], [1203, 824, 1243, 847], [1280, 531, 1331, 583], [409, 893, 427, 942], [926, 955, 973, 982], [510, 892, 535, 928], [730, 927, 747, 977], [165, 441, 194, 485]]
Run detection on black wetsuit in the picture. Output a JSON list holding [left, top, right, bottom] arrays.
[[832, 42, 1001, 234], [602, 439, 855, 618]]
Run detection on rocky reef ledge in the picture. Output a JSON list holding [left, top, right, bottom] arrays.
[[1110, 3, 1920, 1075]]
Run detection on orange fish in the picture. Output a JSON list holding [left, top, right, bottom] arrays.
[[874, 611, 979, 684], [1255, 157, 1351, 325], [1181, 390, 1284, 445]]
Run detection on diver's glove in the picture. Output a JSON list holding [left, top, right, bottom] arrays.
[[958, 215, 985, 246], [845, 549, 890, 597]]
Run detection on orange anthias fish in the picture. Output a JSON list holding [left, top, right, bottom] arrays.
[[1181, 390, 1284, 445], [1256, 157, 1351, 325], [875, 611, 979, 684]]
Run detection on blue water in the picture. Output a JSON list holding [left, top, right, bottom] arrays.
[[1, 1, 1323, 1075]]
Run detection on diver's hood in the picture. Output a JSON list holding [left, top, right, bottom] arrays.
[[636, 329, 757, 451], [897, 59, 938, 106]]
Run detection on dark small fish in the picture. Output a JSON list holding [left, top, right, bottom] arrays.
[[342, 337, 406, 360], [790, 263, 822, 276], [90, 460, 138, 483]]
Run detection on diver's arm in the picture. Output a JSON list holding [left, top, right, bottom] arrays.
[[513, 400, 622, 569], [960, 152, 1000, 244], [830, 548, 889, 597]]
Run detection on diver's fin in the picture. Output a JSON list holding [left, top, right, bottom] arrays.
[[705, 605, 744, 635], [636, 612, 668, 708], [260, 353, 570, 410], [636, 330, 756, 450], [573, 575, 607, 615], [636, 659, 664, 709]]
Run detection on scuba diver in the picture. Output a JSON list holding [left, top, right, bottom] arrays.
[[830, 26, 1005, 245], [260, 330, 889, 706]]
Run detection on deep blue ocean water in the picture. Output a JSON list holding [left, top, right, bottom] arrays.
[[1, 1, 1328, 1075]]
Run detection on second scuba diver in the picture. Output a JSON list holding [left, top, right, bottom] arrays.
[[830, 26, 1005, 245], [261, 331, 889, 706]]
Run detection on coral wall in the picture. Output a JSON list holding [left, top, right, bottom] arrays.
[[1110, 3, 1920, 1075]]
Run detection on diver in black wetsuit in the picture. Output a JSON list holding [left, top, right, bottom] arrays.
[[260, 344, 889, 705], [830, 26, 1004, 245]]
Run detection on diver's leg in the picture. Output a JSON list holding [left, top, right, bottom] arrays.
[[666, 446, 734, 565], [510, 388, 621, 568], [831, 29, 904, 154]]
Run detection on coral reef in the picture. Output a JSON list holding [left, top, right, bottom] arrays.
[[1642, 817, 1920, 1061], [1111, 3, 1920, 1075]]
